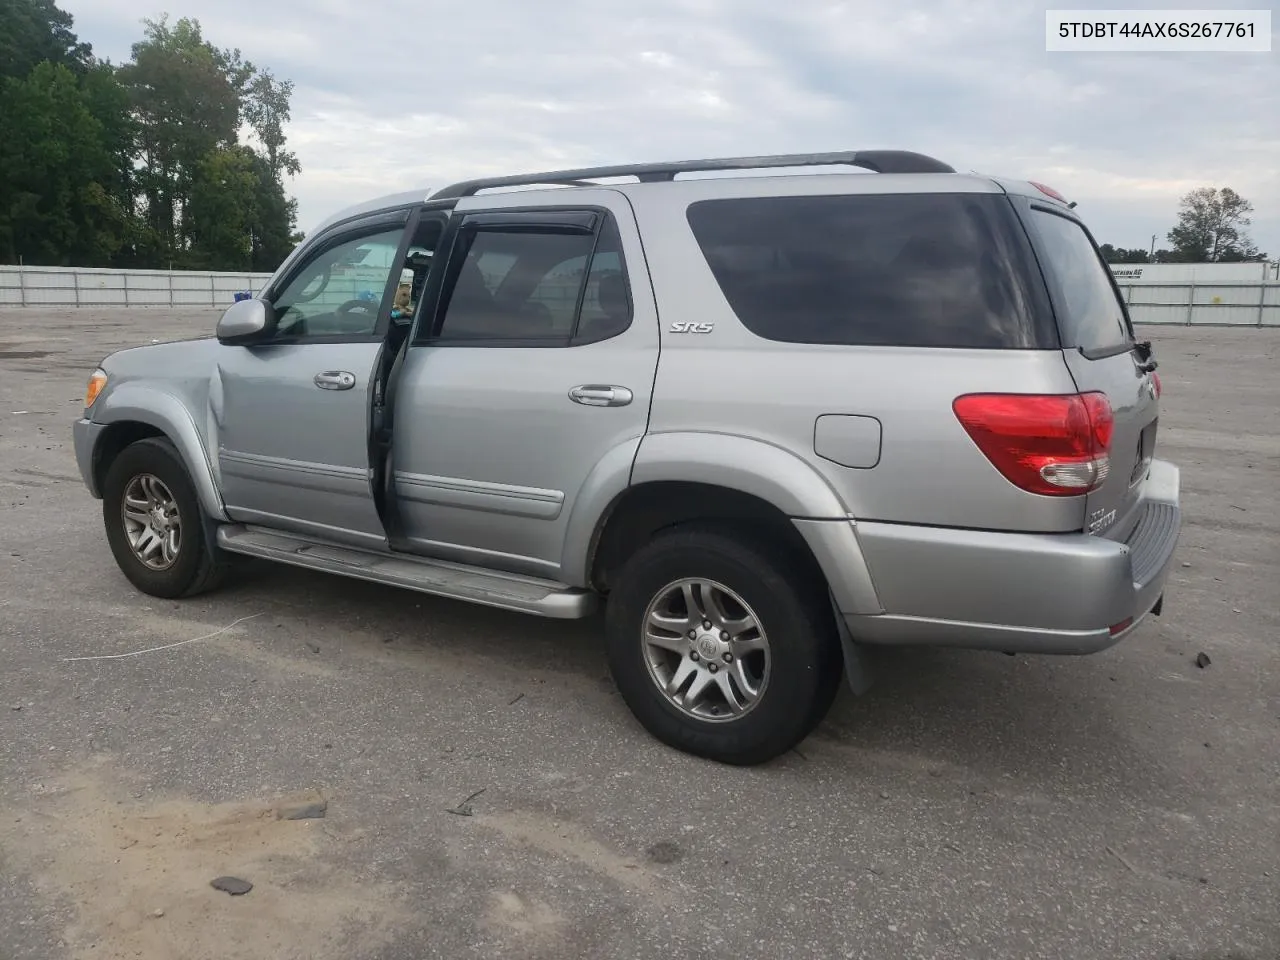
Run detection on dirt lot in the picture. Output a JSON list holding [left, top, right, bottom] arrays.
[[0, 308, 1277, 960]]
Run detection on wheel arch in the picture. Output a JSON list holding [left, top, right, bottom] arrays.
[[588, 480, 823, 593], [91, 387, 228, 521], [578, 433, 883, 616]]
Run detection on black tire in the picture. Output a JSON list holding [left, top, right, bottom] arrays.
[[605, 523, 843, 765], [101, 437, 232, 599]]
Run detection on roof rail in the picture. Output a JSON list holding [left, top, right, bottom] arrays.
[[430, 150, 955, 200]]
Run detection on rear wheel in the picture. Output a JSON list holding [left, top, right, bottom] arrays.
[[101, 437, 232, 598], [605, 524, 842, 765]]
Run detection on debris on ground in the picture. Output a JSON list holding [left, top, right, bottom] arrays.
[[446, 788, 486, 816], [210, 876, 253, 896], [1105, 845, 1139, 875], [646, 841, 683, 864], [274, 789, 328, 821], [1196, 652, 1212, 669]]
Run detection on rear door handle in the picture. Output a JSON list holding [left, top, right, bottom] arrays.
[[314, 371, 356, 391], [569, 384, 633, 407]]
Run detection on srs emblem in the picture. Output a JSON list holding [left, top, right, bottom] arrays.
[[669, 321, 714, 334]]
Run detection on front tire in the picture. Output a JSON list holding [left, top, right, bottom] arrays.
[[101, 437, 231, 598], [605, 523, 842, 765]]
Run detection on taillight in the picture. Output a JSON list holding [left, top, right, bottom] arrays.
[[953, 392, 1114, 497], [1152, 372, 1162, 398]]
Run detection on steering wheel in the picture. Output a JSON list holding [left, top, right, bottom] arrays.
[[336, 299, 381, 320], [294, 266, 331, 304]]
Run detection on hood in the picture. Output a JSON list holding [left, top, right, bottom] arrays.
[[100, 335, 222, 381]]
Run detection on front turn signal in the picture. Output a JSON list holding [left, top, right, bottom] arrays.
[[84, 369, 108, 409]]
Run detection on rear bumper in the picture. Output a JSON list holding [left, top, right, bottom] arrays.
[[843, 459, 1181, 655], [73, 417, 107, 498]]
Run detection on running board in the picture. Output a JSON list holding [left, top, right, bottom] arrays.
[[216, 525, 597, 619]]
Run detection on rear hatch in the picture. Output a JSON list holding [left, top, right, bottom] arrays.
[[1015, 197, 1161, 541]]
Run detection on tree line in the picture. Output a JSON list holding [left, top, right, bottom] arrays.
[[0, 0, 301, 272], [1101, 186, 1270, 265]]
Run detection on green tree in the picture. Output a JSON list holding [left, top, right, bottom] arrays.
[[80, 62, 141, 265], [243, 70, 302, 270], [185, 145, 259, 269], [244, 70, 300, 180], [119, 15, 254, 264], [1099, 244, 1151, 264], [0, 61, 128, 264], [248, 151, 302, 271], [0, 0, 91, 80], [0, 1, 303, 271], [1168, 187, 1266, 262]]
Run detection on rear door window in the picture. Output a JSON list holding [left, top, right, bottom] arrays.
[[685, 193, 1056, 349], [1028, 208, 1133, 354], [428, 212, 632, 344]]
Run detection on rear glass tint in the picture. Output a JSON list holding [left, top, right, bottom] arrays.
[[685, 193, 1055, 349], [1029, 208, 1132, 353]]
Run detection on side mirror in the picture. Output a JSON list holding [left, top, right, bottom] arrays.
[[216, 298, 274, 345]]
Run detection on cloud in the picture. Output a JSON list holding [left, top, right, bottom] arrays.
[[63, 0, 1279, 253]]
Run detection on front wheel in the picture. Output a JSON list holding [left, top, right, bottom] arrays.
[[605, 524, 843, 765], [101, 437, 232, 598]]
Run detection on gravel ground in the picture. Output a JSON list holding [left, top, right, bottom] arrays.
[[1, 308, 1277, 960]]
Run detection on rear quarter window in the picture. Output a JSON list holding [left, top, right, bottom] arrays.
[[1027, 208, 1133, 354], [685, 192, 1056, 349]]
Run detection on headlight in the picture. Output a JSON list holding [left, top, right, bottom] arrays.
[[84, 368, 108, 409]]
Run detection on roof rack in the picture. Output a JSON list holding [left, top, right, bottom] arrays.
[[431, 150, 955, 200]]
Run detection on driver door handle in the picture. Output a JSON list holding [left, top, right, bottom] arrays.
[[569, 384, 633, 407], [314, 371, 356, 391]]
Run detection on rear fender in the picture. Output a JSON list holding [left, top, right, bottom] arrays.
[[630, 432, 884, 614]]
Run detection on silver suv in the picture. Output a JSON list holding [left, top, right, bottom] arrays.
[[73, 150, 1181, 765]]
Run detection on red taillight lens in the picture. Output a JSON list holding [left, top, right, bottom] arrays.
[[952, 392, 1114, 497], [1152, 372, 1162, 398]]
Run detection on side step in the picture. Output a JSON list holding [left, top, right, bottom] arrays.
[[216, 524, 598, 619]]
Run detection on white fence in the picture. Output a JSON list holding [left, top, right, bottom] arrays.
[[2, 262, 1278, 326], [1115, 280, 1280, 327], [0, 265, 272, 308], [1106, 261, 1280, 327]]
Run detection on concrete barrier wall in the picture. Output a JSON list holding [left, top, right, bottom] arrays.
[[0, 266, 272, 308], [3, 263, 1278, 325]]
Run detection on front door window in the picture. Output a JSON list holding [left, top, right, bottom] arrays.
[[272, 228, 406, 339]]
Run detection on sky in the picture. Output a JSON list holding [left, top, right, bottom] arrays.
[[62, 0, 1279, 257]]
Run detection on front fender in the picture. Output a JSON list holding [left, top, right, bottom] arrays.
[[630, 432, 884, 614], [91, 385, 228, 521]]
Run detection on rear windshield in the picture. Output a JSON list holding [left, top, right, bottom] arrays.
[[1028, 208, 1132, 353], [685, 192, 1056, 349]]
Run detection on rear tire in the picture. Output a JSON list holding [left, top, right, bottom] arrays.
[[101, 437, 232, 599], [605, 523, 842, 765]]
